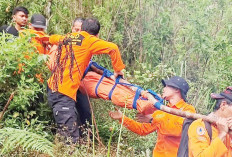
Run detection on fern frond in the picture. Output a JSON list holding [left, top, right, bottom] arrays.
[[0, 127, 54, 156]]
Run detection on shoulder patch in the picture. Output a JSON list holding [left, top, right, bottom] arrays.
[[64, 33, 84, 46], [196, 126, 205, 136]]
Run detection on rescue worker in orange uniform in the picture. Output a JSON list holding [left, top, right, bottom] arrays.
[[21, 14, 49, 55], [46, 17, 92, 137], [47, 18, 91, 130], [48, 17, 92, 134], [188, 86, 232, 157], [109, 76, 196, 157], [47, 18, 125, 143]]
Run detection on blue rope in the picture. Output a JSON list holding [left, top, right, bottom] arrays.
[[154, 102, 162, 110], [83, 60, 93, 78], [92, 62, 113, 77], [95, 70, 107, 97], [108, 76, 122, 100], [132, 87, 143, 109], [147, 89, 164, 110], [89, 62, 164, 110], [84, 61, 114, 78], [117, 82, 141, 88], [147, 89, 164, 104]]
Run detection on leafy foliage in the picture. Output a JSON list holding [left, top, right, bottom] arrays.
[[0, 127, 54, 156], [0, 0, 231, 156], [0, 33, 48, 111], [0, 33, 54, 151]]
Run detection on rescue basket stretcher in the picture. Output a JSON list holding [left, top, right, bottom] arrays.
[[79, 62, 163, 114]]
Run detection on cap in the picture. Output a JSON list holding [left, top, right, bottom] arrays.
[[211, 86, 232, 102], [162, 76, 189, 101], [31, 14, 46, 29]]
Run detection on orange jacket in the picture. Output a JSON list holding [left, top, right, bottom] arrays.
[[120, 99, 196, 157], [188, 119, 232, 157], [20, 29, 50, 54], [48, 31, 125, 101]]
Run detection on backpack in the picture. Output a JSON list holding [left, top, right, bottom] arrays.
[[177, 118, 212, 157]]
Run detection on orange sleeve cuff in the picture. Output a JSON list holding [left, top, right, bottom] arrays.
[[210, 137, 228, 156], [114, 64, 125, 72], [119, 115, 129, 124]]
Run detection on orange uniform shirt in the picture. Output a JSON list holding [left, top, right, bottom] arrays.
[[47, 31, 125, 101], [188, 119, 232, 157], [20, 29, 49, 54], [120, 99, 196, 157]]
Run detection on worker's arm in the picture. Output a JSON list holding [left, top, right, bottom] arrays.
[[109, 109, 157, 136], [49, 34, 64, 45], [88, 37, 125, 72], [121, 116, 157, 136], [188, 120, 228, 157]]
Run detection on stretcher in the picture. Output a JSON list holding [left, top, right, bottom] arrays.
[[48, 55, 231, 125], [79, 62, 163, 114]]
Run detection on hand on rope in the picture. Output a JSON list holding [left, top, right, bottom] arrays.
[[113, 70, 124, 80]]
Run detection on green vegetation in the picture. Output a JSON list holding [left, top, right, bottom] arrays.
[[0, 0, 231, 156]]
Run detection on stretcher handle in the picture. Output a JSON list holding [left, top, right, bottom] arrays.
[[146, 91, 219, 124]]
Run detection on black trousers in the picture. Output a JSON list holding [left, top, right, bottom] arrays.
[[47, 87, 92, 143], [76, 90, 92, 127]]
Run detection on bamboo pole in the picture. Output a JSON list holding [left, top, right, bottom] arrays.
[[145, 93, 216, 123]]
